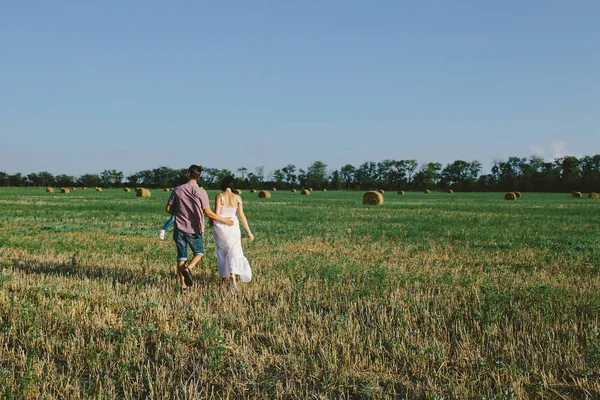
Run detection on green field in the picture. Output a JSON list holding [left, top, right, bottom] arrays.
[[0, 188, 599, 398]]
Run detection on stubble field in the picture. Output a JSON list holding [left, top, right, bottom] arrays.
[[0, 188, 599, 399]]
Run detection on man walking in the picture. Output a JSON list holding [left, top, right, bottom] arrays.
[[166, 165, 234, 293]]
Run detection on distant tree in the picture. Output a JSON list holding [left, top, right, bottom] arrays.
[[440, 160, 481, 191], [38, 171, 55, 187], [254, 166, 265, 187], [126, 173, 139, 186], [328, 170, 341, 190], [356, 161, 377, 189], [282, 164, 297, 186], [0, 172, 9, 186], [306, 161, 328, 189], [9, 173, 26, 186], [100, 170, 124, 187], [581, 154, 600, 192], [78, 173, 101, 187], [402, 160, 419, 186], [340, 164, 356, 189], [413, 162, 442, 190], [237, 167, 248, 180], [247, 172, 259, 189], [202, 168, 220, 187], [26, 173, 40, 186], [297, 168, 307, 187], [557, 156, 581, 192], [216, 169, 234, 183], [273, 169, 285, 186], [55, 174, 76, 187]]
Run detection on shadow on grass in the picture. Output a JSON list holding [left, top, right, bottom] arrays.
[[11, 258, 224, 289]]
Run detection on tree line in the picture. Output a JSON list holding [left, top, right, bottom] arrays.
[[1, 154, 600, 192]]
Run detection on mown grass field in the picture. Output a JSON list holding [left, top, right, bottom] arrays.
[[0, 187, 599, 399]]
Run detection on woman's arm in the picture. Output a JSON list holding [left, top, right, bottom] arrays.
[[214, 193, 222, 215], [237, 197, 254, 241]]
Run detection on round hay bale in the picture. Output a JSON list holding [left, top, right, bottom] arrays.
[[363, 191, 384, 205], [82, 187, 86, 190], [250, 188, 256, 193], [378, 189, 385, 194], [514, 191, 522, 198], [290, 189, 297, 192], [137, 188, 151, 198], [124, 188, 131, 192], [163, 188, 170, 192], [588, 192, 598, 199], [95, 187, 103, 192], [258, 190, 271, 199], [60, 188, 70, 194], [397, 190, 405, 195], [309, 188, 313, 192], [572, 191, 582, 198], [322, 188, 327, 192], [301, 189, 311, 195], [505, 192, 517, 200], [70, 187, 76, 191], [234, 189, 242, 195], [447, 189, 453, 194], [424, 189, 431, 194], [46, 187, 54, 193], [272, 188, 277, 192]]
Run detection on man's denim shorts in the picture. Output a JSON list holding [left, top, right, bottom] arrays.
[[173, 227, 204, 261]]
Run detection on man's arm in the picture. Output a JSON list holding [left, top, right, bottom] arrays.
[[204, 208, 234, 226]]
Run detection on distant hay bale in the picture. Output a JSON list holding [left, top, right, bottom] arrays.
[[363, 191, 384, 205], [272, 188, 277, 192], [322, 189, 327, 192], [82, 187, 86, 190], [137, 188, 151, 198], [588, 192, 598, 199], [378, 189, 385, 194], [95, 187, 103, 192], [397, 190, 405, 195], [505, 192, 517, 200], [250, 188, 256, 193], [309, 188, 313, 191], [301, 189, 311, 195], [514, 191, 522, 198], [290, 189, 297, 192], [447, 189, 453, 194], [70, 187, 76, 191], [60, 188, 70, 194], [424, 189, 431, 194], [46, 187, 54, 193], [233, 189, 242, 195], [572, 191, 582, 198], [124, 188, 131, 192], [258, 190, 271, 199], [163, 188, 170, 192]]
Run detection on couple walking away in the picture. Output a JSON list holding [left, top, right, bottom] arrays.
[[163, 165, 254, 293]]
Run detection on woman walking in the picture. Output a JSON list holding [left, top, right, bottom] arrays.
[[212, 176, 254, 286]]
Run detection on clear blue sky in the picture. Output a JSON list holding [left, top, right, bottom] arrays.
[[2, 1, 599, 178]]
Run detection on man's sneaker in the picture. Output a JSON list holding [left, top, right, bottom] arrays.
[[181, 266, 193, 287], [158, 229, 166, 240]]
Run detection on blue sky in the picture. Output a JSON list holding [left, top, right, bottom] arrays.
[[2, 1, 599, 178]]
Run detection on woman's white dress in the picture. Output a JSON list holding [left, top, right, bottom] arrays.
[[213, 194, 252, 282]]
